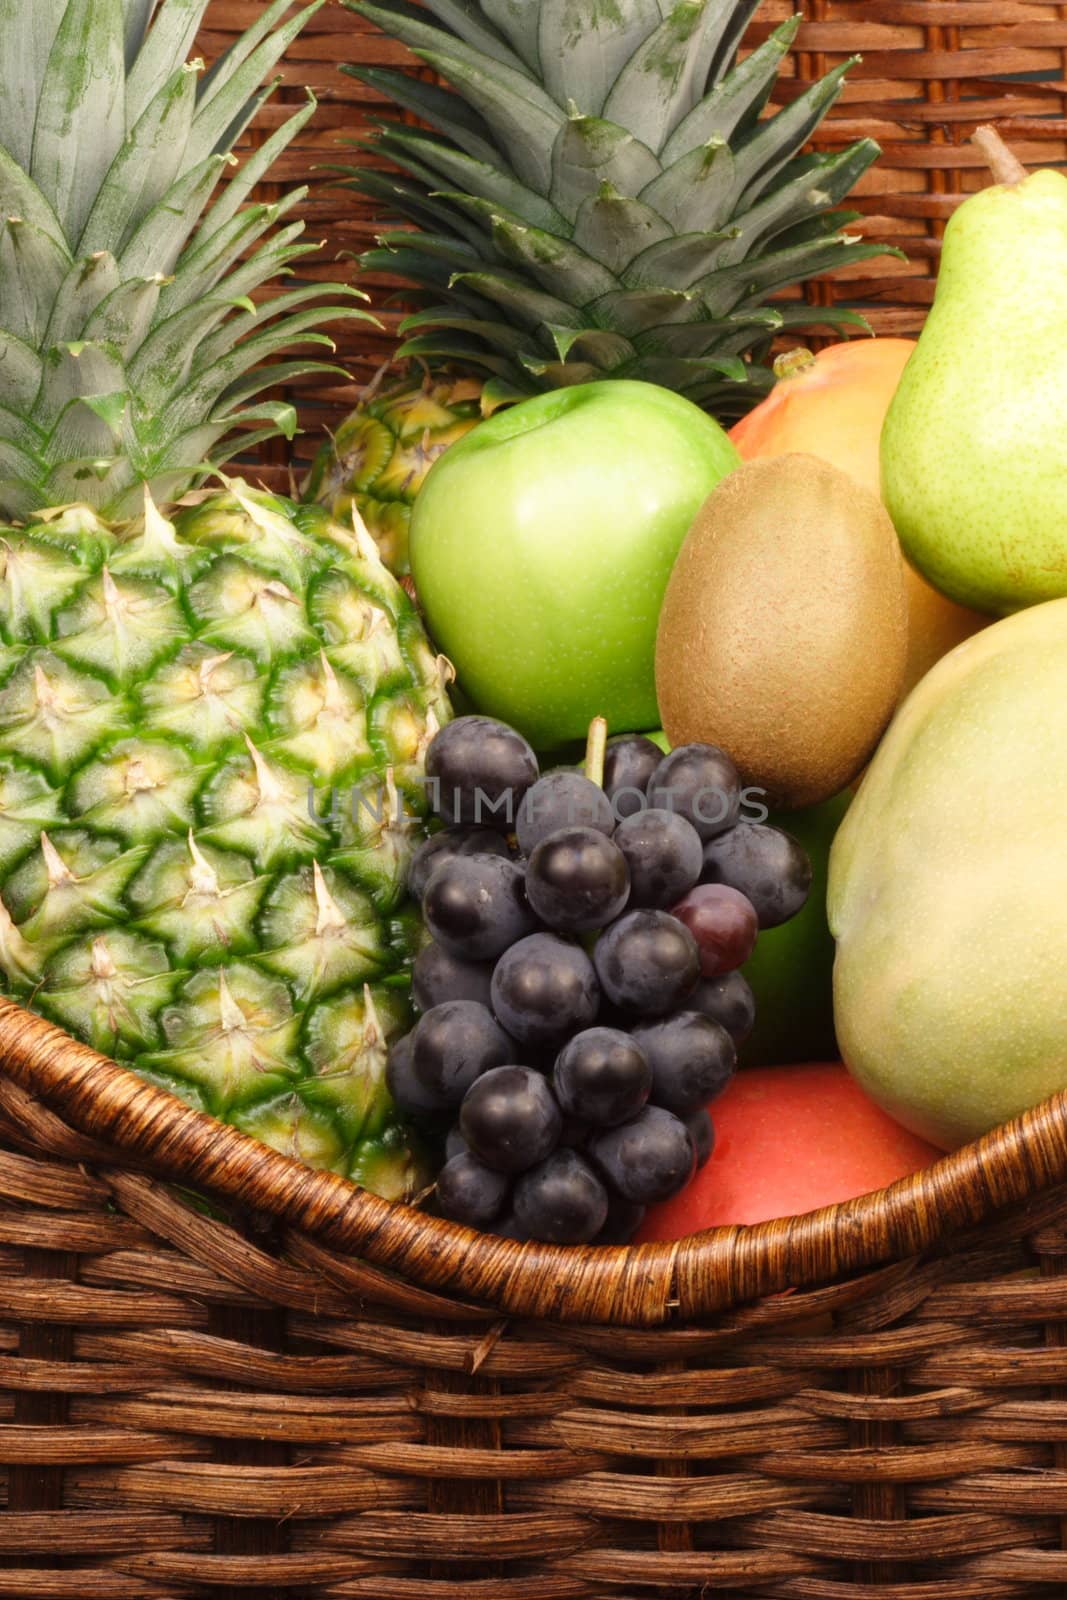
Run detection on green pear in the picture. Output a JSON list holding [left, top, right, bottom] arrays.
[[829, 599, 1067, 1149], [881, 128, 1067, 614]]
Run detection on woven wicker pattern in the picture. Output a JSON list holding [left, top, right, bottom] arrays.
[[5, 1000, 1067, 1595], [7, 1057, 1067, 1599], [197, 0, 1067, 492]]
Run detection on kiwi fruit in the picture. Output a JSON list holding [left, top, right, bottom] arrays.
[[655, 454, 908, 809]]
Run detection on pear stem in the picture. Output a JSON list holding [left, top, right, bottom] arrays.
[[584, 716, 608, 789], [972, 124, 1028, 187]]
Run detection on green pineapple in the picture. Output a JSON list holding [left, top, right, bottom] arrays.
[[310, 0, 890, 571], [0, 0, 452, 1197], [305, 372, 483, 575]]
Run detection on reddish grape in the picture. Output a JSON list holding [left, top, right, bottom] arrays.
[[669, 883, 758, 976], [700, 822, 811, 929]]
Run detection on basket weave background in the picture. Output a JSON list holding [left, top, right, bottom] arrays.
[[4, 3, 1067, 1597], [203, 0, 1067, 491]]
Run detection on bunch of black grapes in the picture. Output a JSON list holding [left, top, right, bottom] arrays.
[[387, 717, 811, 1245]]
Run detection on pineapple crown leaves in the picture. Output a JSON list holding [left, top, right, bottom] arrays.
[[0, 0, 377, 520], [340, 0, 895, 414]]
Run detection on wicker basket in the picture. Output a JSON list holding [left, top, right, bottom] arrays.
[[9, 997, 1067, 1600], [5, 3, 1067, 1597]]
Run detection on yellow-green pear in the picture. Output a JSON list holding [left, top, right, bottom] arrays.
[[829, 599, 1067, 1149], [881, 128, 1067, 614]]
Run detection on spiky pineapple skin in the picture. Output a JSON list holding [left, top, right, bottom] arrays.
[[0, 3, 447, 1197], [0, 486, 450, 1198], [306, 376, 483, 575]]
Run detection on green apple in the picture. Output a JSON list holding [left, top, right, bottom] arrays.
[[740, 791, 851, 1068], [410, 381, 739, 749]]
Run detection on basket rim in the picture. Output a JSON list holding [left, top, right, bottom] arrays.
[[2, 993, 1066, 1326]]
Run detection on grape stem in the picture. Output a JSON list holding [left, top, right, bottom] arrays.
[[585, 716, 608, 790]]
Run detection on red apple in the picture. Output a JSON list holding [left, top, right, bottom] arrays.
[[638, 1062, 940, 1239]]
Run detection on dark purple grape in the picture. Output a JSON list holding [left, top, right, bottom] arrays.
[[686, 1108, 715, 1168], [409, 825, 510, 902], [460, 1065, 562, 1174], [595, 997, 630, 1031], [411, 1001, 513, 1105], [490, 933, 599, 1045], [553, 1028, 651, 1128], [426, 715, 538, 831], [594, 1194, 646, 1245], [589, 1106, 696, 1204], [386, 1032, 449, 1116], [488, 1209, 530, 1240], [516, 770, 614, 855], [513, 1149, 609, 1244], [700, 822, 812, 929], [646, 743, 740, 842], [559, 1115, 592, 1149], [631, 1012, 736, 1117], [688, 971, 756, 1046], [423, 854, 537, 961], [593, 910, 699, 1016], [436, 1151, 511, 1226], [445, 1125, 469, 1160], [614, 808, 702, 909], [603, 735, 664, 820], [525, 827, 629, 934], [413, 941, 495, 1012]]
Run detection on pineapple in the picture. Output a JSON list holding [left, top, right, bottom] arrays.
[[310, 0, 890, 571], [305, 371, 483, 575], [0, 0, 452, 1197]]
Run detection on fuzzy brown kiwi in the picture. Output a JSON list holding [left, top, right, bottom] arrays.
[[654, 454, 908, 809]]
